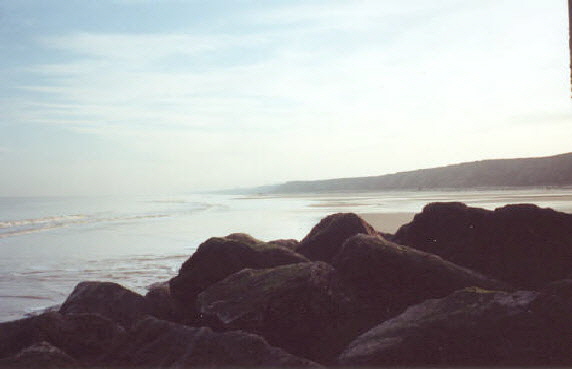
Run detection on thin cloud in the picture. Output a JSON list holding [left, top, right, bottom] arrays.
[[39, 32, 268, 63], [1, 1, 568, 195], [245, 0, 471, 28]]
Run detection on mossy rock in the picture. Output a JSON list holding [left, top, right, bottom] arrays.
[[332, 234, 510, 322], [104, 317, 320, 368], [169, 233, 308, 320], [296, 213, 377, 262], [196, 262, 356, 364], [393, 202, 572, 289], [339, 289, 572, 366]]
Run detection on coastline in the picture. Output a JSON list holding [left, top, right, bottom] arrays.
[[3, 188, 572, 324], [4, 201, 572, 367]]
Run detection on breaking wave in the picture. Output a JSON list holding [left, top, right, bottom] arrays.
[[0, 213, 173, 238], [0, 215, 87, 229], [0, 200, 216, 239]]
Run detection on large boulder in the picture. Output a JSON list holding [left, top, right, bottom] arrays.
[[105, 317, 320, 368], [393, 202, 572, 288], [59, 281, 151, 328], [332, 234, 510, 321], [169, 233, 308, 316], [0, 312, 126, 365], [296, 213, 377, 262], [196, 261, 356, 364], [338, 288, 572, 366]]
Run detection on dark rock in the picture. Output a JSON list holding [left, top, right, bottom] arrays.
[[339, 288, 572, 366], [59, 281, 150, 328], [105, 316, 321, 368], [268, 238, 299, 250], [196, 261, 356, 364], [393, 202, 572, 289], [332, 234, 510, 322], [296, 213, 377, 262], [541, 278, 572, 298], [0, 312, 125, 364], [145, 281, 184, 323], [169, 233, 308, 317], [0, 341, 77, 368], [534, 279, 572, 326]]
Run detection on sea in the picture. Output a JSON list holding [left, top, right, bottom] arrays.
[[2, 188, 572, 322]]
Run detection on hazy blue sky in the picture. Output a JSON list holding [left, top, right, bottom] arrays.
[[0, 0, 570, 195]]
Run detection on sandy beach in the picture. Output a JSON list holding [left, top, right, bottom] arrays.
[[358, 212, 415, 233]]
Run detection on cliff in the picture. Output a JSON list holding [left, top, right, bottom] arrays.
[[270, 152, 572, 193]]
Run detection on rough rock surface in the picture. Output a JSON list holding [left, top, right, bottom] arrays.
[[0, 312, 125, 364], [0, 341, 78, 368], [106, 317, 321, 368], [393, 202, 572, 288], [145, 281, 184, 323], [268, 238, 299, 250], [339, 288, 572, 366], [296, 213, 377, 262], [332, 234, 510, 321], [59, 281, 150, 328], [170, 233, 308, 313], [541, 278, 572, 298], [196, 261, 355, 364]]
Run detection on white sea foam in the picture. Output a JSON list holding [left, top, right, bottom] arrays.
[[0, 195, 218, 236], [0, 213, 177, 239], [0, 214, 87, 229]]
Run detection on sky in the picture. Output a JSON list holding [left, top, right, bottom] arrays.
[[0, 0, 571, 196]]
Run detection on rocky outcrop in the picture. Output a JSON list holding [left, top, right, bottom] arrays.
[[339, 288, 572, 366], [6, 204, 572, 368], [169, 233, 308, 318], [0, 311, 319, 368], [196, 261, 355, 364], [332, 234, 510, 321], [0, 312, 126, 365], [296, 213, 377, 262], [105, 317, 320, 368], [59, 281, 150, 328], [393, 202, 572, 288]]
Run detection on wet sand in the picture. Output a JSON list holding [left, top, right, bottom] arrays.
[[358, 212, 415, 234]]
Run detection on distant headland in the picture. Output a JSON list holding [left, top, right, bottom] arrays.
[[257, 152, 572, 194]]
